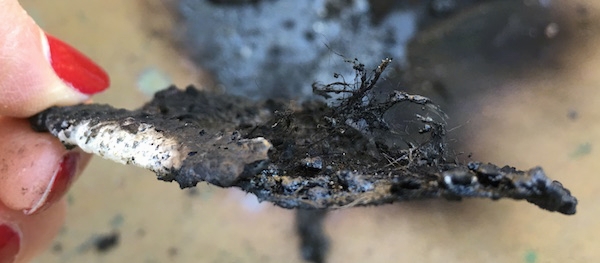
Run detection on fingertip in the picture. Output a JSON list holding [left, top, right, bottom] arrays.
[[0, 118, 90, 214], [0, 1, 110, 117], [25, 150, 92, 215]]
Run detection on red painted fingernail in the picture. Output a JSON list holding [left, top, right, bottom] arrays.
[[45, 33, 110, 95], [0, 225, 20, 263], [28, 152, 81, 215]]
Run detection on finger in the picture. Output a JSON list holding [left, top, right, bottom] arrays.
[[0, 0, 109, 118], [0, 117, 91, 215], [0, 198, 66, 263]]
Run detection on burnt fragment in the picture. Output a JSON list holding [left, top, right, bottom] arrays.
[[93, 231, 120, 253], [296, 209, 329, 263], [30, 59, 577, 215]]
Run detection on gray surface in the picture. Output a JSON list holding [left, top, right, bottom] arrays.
[[179, 0, 416, 99]]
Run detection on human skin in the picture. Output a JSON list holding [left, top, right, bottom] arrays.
[[0, 0, 109, 262]]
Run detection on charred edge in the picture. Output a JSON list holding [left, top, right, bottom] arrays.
[[234, 162, 576, 214]]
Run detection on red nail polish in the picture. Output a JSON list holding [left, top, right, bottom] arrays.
[[31, 152, 81, 214], [45, 33, 110, 95], [0, 225, 20, 263]]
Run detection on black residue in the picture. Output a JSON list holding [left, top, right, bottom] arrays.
[[51, 242, 63, 254], [568, 109, 578, 120], [296, 210, 329, 263], [94, 231, 120, 253], [186, 188, 200, 196]]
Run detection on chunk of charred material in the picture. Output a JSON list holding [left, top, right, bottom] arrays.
[[30, 58, 577, 215], [30, 86, 577, 215]]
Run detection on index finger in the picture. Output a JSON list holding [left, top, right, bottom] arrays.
[[0, 0, 109, 117]]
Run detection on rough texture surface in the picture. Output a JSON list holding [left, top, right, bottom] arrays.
[[30, 60, 577, 215], [31, 88, 273, 188]]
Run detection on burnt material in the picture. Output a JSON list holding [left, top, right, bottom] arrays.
[[30, 60, 577, 215], [93, 231, 120, 253], [296, 210, 329, 263]]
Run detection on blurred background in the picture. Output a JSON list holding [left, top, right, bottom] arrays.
[[21, 0, 599, 262]]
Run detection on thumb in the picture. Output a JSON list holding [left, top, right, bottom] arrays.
[[0, 0, 109, 118]]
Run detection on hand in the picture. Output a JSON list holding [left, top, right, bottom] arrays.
[[0, 1, 109, 262]]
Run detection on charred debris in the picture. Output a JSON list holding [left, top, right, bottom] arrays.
[[31, 58, 577, 215]]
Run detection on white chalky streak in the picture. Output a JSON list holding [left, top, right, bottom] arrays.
[[56, 120, 184, 176]]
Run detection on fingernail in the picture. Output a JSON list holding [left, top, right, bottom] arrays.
[[44, 33, 110, 95], [26, 152, 81, 215], [0, 225, 20, 263]]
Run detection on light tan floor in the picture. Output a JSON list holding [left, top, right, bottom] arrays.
[[20, 0, 600, 262]]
